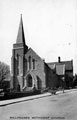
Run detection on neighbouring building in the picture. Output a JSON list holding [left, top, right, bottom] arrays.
[[10, 16, 58, 92], [47, 57, 73, 88]]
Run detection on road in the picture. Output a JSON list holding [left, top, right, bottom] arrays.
[[0, 90, 77, 120]]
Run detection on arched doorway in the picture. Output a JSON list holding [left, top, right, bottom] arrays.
[[26, 74, 33, 87]]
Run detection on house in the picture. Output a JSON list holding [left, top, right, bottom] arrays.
[[47, 57, 73, 88], [10, 16, 58, 92]]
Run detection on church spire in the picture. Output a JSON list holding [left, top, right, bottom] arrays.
[[16, 14, 26, 45]]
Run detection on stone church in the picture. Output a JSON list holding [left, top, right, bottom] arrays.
[[10, 16, 58, 92], [10, 16, 73, 92]]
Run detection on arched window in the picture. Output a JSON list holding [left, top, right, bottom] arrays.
[[33, 59, 35, 69], [25, 59, 27, 73], [17, 54, 19, 75], [29, 56, 31, 70], [37, 76, 41, 89]]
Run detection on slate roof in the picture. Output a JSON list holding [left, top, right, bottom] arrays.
[[47, 60, 73, 71]]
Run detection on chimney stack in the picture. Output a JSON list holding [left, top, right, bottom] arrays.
[[58, 56, 61, 63]]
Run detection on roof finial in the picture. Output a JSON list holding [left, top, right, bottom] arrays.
[[20, 14, 23, 22], [20, 14, 22, 18]]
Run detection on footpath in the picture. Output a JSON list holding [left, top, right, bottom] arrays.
[[0, 88, 77, 106]]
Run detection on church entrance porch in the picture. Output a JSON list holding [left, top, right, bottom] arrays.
[[26, 74, 33, 87], [23, 74, 35, 91], [23, 73, 42, 92]]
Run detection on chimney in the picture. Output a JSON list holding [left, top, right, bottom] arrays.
[[58, 56, 61, 63]]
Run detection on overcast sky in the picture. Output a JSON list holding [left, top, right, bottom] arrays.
[[0, 0, 77, 74]]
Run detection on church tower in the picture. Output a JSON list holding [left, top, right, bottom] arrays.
[[11, 15, 28, 91]]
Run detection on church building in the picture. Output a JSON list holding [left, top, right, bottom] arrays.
[[10, 16, 58, 92]]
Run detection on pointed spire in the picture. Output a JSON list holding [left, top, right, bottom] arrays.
[[16, 14, 26, 45]]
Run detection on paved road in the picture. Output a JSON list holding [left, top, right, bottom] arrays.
[[0, 90, 77, 120]]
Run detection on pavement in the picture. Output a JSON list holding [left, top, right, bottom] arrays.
[[0, 88, 77, 106]]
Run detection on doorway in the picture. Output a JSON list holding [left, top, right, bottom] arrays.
[[26, 74, 32, 87]]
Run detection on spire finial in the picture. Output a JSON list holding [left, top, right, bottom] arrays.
[[20, 14, 22, 19], [20, 14, 23, 23]]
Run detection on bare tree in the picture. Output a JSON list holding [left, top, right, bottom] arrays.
[[73, 74, 77, 87], [0, 61, 10, 89]]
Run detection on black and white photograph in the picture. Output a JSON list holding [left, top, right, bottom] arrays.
[[0, 0, 77, 120]]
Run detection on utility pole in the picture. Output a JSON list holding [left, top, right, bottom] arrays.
[[62, 77, 65, 93]]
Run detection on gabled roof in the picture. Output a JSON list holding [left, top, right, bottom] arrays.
[[62, 61, 73, 70], [47, 60, 73, 71], [56, 64, 65, 75], [25, 48, 43, 61], [47, 63, 55, 70], [16, 15, 25, 45]]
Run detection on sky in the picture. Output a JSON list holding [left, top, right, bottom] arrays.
[[0, 0, 77, 74]]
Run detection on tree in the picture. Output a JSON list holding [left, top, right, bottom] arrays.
[[73, 74, 77, 87], [0, 61, 10, 89]]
